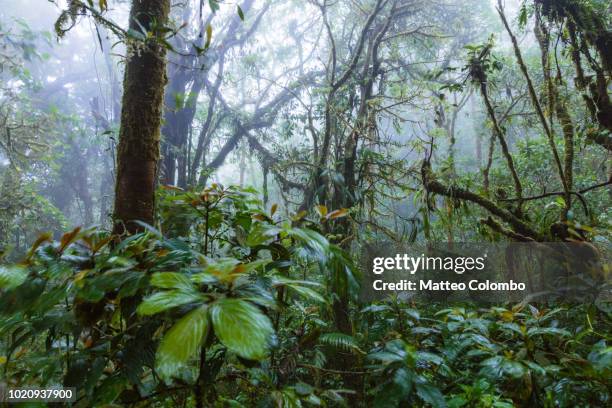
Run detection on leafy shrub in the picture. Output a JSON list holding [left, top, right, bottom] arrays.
[[0, 185, 350, 406]]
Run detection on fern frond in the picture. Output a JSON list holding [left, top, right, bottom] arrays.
[[319, 333, 365, 354]]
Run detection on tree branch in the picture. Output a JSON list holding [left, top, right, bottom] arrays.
[[421, 161, 544, 241]]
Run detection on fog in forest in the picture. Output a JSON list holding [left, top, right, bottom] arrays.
[[2, 0, 555, 242], [0, 1, 610, 406]]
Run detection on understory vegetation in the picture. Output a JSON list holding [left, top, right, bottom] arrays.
[[1, 186, 610, 407], [0, 0, 610, 406]]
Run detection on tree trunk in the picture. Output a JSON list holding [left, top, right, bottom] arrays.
[[112, 0, 170, 235]]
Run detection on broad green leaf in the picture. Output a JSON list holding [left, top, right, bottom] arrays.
[[272, 277, 322, 287], [156, 306, 209, 378], [416, 382, 447, 407], [285, 227, 329, 261], [0, 265, 28, 290], [527, 327, 570, 338], [481, 356, 526, 379], [151, 272, 195, 291], [273, 276, 325, 302], [480, 356, 504, 376], [368, 351, 405, 364], [294, 382, 313, 396], [127, 28, 146, 41], [272, 389, 302, 408], [361, 304, 392, 313], [137, 290, 202, 316], [501, 359, 527, 378], [210, 298, 273, 360], [417, 351, 444, 366], [524, 360, 546, 376], [588, 344, 612, 374], [374, 378, 408, 408], [286, 284, 326, 303]]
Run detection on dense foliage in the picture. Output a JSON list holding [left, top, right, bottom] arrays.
[[0, 186, 610, 406]]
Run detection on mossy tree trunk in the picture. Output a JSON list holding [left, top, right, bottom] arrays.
[[112, 0, 170, 235]]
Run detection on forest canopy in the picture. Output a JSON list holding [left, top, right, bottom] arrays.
[[0, 0, 610, 406]]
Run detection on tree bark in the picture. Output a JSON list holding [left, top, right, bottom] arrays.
[[112, 0, 170, 235]]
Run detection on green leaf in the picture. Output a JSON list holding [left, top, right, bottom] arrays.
[[294, 381, 313, 396], [481, 356, 526, 379], [589, 344, 612, 374], [374, 378, 408, 408], [502, 359, 527, 378], [137, 290, 202, 316], [518, 2, 528, 29], [150, 272, 195, 291], [527, 327, 570, 338], [237, 5, 244, 21], [208, 0, 220, 13], [246, 223, 280, 246], [0, 265, 28, 290], [286, 284, 326, 303], [126, 28, 146, 41], [93, 376, 125, 405], [417, 351, 444, 366], [210, 298, 273, 360], [273, 276, 326, 302], [286, 228, 329, 257], [415, 382, 447, 407], [156, 305, 209, 379]]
